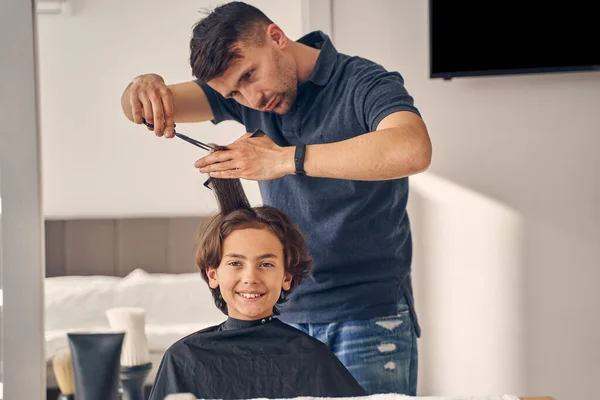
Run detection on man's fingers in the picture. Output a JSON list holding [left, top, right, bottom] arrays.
[[199, 160, 237, 173], [139, 93, 154, 128], [150, 93, 165, 136], [130, 94, 144, 124], [128, 75, 176, 138], [161, 89, 175, 138], [208, 169, 239, 179], [194, 150, 234, 168]]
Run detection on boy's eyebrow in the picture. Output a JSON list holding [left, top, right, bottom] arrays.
[[223, 253, 279, 260], [224, 253, 247, 260], [257, 253, 278, 260]]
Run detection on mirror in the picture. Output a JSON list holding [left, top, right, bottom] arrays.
[[35, 1, 304, 398]]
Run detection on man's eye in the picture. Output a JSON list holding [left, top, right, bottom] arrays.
[[229, 91, 238, 98]]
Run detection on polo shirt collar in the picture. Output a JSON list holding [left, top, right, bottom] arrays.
[[297, 31, 337, 86]]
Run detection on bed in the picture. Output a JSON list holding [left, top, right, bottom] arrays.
[[44, 216, 226, 392]]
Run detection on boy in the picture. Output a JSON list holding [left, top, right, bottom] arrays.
[[148, 177, 367, 400]]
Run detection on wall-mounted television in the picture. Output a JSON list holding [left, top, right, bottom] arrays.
[[429, 1, 599, 80]]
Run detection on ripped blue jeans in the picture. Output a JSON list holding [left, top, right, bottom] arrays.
[[287, 297, 418, 395]]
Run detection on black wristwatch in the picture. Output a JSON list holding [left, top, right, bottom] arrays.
[[294, 143, 306, 176]]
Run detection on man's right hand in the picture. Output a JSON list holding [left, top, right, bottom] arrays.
[[121, 74, 215, 137], [124, 74, 175, 138]]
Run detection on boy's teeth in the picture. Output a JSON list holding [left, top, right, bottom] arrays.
[[239, 293, 261, 299]]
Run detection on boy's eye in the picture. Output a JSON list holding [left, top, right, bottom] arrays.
[[228, 261, 242, 267], [245, 70, 253, 79], [260, 262, 274, 268]]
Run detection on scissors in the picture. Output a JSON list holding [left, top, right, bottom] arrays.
[[141, 118, 266, 189], [142, 118, 214, 151], [142, 118, 265, 149]]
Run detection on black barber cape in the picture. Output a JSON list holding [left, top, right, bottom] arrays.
[[148, 316, 367, 400]]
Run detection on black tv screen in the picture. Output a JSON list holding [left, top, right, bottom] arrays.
[[429, 1, 600, 80]]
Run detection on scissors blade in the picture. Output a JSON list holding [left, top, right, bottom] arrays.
[[142, 118, 212, 151]]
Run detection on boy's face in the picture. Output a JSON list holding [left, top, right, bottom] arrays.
[[207, 227, 292, 321]]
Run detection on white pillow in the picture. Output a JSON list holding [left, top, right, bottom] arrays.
[[114, 268, 224, 325], [44, 275, 120, 331]]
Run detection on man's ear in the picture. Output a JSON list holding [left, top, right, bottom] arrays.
[[282, 273, 292, 291], [266, 24, 288, 49], [206, 267, 219, 289]]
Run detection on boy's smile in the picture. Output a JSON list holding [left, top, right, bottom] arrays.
[[237, 291, 265, 300]]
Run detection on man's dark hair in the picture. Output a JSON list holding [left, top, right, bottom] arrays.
[[190, 1, 273, 82]]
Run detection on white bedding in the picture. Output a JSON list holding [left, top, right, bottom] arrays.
[[45, 322, 222, 361], [44, 268, 226, 361]]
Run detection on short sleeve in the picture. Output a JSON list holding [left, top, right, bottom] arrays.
[[196, 80, 243, 125], [352, 66, 421, 132]]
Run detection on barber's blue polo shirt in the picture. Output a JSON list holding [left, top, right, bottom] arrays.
[[198, 31, 421, 336]]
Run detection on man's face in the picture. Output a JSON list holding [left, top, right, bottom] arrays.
[[207, 42, 298, 115], [206, 227, 292, 321]]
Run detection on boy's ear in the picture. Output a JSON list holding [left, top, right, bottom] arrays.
[[206, 266, 219, 289], [282, 273, 292, 291]]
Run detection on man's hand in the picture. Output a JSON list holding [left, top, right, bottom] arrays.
[[194, 133, 295, 181], [126, 74, 176, 138]]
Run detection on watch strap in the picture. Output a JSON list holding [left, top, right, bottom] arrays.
[[294, 143, 306, 176]]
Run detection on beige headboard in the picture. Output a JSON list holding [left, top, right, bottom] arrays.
[[44, 216, 208, 277]]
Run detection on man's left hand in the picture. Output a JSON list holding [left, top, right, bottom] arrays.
[[194, 133, 295, 181]]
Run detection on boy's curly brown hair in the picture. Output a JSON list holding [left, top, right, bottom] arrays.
[[194, 176, 313, 316]]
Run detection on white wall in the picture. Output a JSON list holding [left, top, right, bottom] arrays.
[[332, 1, 600, 399], [36, 0, 303, 218]]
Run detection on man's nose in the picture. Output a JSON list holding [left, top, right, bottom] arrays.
[[241, 87, 264, 109]]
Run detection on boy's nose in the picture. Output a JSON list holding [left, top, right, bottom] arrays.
[[241, 269, 260, 284]]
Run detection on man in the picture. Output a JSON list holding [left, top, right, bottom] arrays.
[[121, 1, 431, 395]]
